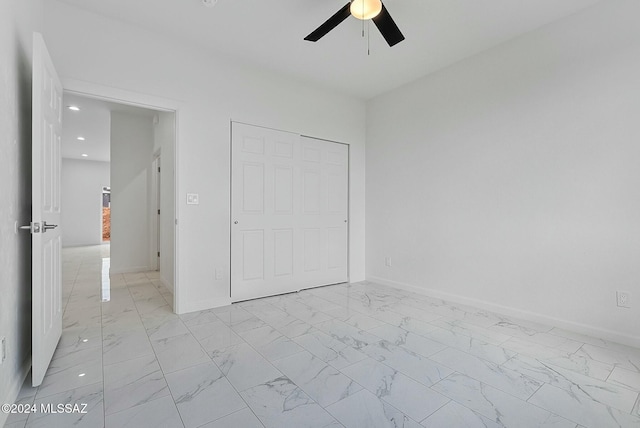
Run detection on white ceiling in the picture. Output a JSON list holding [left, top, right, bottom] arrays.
[[56, 0, 602, 99], [62, 93, 158, 162]]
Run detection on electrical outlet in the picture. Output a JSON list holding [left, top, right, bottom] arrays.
[[617, 291, 630, 308], [0, 337, 6, 364], [215, 268, 223, 280], [384, 257, 392, 267]]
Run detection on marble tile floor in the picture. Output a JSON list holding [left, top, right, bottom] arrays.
[[5, 244, 640, 428]]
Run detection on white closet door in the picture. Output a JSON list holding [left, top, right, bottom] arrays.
[[231, 123, 348, 302]]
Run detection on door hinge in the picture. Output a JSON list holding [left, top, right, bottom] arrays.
[[157, 209, 160, 215], [157, 251, 160, 257], [158, 167, 161, 173]]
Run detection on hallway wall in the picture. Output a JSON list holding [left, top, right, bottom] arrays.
[[110, 112, 155, 273], [61, 158, 110, 247]]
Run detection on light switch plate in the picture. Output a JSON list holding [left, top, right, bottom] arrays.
[[186, 193, 199, 205]]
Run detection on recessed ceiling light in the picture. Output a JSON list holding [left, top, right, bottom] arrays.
[[81, 154, 88, 157], [202, 0, 217, 7], [78, 373, 86, 377], [77, 136, 85, 141], [67, 105, 80, 111]]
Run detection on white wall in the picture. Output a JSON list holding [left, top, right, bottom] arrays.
[[43, 0, 366, 313], [366, 0, 640, 346], [0, 0, 42, 421], [110, 112, 155, 273], [61, 159, 110, 247], [154, 112, 176, 292]]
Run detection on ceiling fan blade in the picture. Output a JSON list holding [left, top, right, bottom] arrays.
[[304, 3, 352, 42], [372, 4, 405, 47]]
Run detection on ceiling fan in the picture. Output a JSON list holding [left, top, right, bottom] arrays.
[[304, 0, 405, 47]]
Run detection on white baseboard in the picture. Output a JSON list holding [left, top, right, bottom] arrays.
[[179, 298, 232, 315], [368, 275, 640, 349], [62, 242, 105, 248], [0, 356, 32, 427], [109, 266, 152, 275]]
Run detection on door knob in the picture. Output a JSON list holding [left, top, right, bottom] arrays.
[[19, 222, 40, 233], [234, 221, 238, 224]]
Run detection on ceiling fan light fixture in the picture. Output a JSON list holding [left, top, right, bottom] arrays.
[[304, 0, 404, 47], [350, 0, 382, 20]]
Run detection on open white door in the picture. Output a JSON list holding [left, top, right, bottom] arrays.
[[30, 33, 63, 386]]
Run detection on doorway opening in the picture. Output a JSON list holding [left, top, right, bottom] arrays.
[[61, 90, 177, 310]]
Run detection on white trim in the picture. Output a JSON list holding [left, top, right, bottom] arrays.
[[62, 78, 182, 313], [62, 78, 177, 112], [182, 298, 232, 315], [368, 275, 640, 349]]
